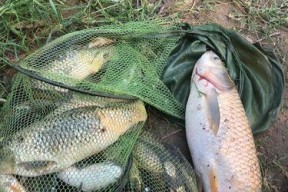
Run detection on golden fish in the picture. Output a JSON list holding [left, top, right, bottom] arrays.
[[43, 41, 115, 80], [0, 98, 147, 177], [33, 38, 115, 92], [88, 37, 115, 48], [185, 51, 261, 191]]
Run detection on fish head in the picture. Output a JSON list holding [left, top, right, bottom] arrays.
[[192, 51, 234, 94], [0, 147, 16, 174]]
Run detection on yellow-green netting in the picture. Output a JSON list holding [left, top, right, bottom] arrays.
[[0, 21, 198, 191], [0, 74, 198, 191], [0, 73, 146, 191], [16, 21, 184, 119]]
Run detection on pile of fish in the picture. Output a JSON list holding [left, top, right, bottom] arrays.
[[1, 35, 264, 192], [0, 36, 200, 192], [0, 37, 149, 192], [185, 51, 262, 191], [125, 132, 199, 192], [0, 94, 147, 191]]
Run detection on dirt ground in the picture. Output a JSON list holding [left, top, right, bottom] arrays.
[[145, 0, 288, 191]]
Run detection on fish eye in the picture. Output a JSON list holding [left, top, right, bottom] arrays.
[[212, 56, 220, 61]]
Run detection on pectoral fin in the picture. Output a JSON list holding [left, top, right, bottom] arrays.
[[195, 173, 203, 192], [206, 88, 220, 135]]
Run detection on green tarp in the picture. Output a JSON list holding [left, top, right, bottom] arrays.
[[162, 23, 285, 134]]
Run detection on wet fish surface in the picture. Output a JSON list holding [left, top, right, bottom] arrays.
[[0, 98, 147, 177], [132, 132, 198, 192], [185, 51, 261, 191], [41, 38, 115, 80], [32, 37, 115, 93], [57, 162, 122, 191]]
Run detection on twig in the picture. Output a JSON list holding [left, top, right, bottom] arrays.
[[254, 32, 281, 43]]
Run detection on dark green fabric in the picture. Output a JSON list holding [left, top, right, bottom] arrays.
[[162, 23, 285, 134]]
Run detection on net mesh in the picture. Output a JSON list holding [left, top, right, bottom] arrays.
[[17, 21, 184, 119], [124, 132, 198, 192], [0, 21, 197, 191], [0, 73, 145, 191]]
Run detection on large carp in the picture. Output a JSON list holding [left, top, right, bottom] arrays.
[[0, 98, 147, 177], [185, 51, 261, 191]]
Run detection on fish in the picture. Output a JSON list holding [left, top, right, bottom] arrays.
[[133, 140, 163, 174], [127, 160, 143, 191], [0, 174, 26, 192], [42, 43, 114, 81], [54, 94, 132, 113], [185, 51, 262, 191], [0, 98, 147, 177], [0, 99, 62, 138], [133, 132, 198, 192], [88, 37, 115, 48], [57, 161, 123, 191], [33, 39, 116, 92]]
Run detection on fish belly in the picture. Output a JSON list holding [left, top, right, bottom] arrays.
[[186, 86, 261, 192], [57, 162, 123, 191]]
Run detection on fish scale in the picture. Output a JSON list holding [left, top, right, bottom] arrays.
[[216, 88, 261, 190], [185, 51, 261, 192], [0, 98, 147, 177]]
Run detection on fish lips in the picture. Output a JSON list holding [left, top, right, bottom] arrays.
[[194, 67, 234, 92]]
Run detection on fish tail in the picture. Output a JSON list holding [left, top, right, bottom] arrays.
[[135, 101, 147, 122]]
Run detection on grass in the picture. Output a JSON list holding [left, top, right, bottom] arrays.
[[233, 0, 288, 32], [0, 0, 163, 101], [0, 0, 162, 59], [260, 152, 288, 191], [256, 131, 288, 192]]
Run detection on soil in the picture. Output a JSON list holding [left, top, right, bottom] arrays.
[[145, 0, 288, 191]]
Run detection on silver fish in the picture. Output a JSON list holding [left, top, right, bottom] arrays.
[[57, 162, 122, 191], [0, 98, 147, 177], [185, 51, 261, 191]]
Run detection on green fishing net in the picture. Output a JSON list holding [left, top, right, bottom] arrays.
[[14, 21, 184, 118], [124, 131, 198, 192], [0, 20, 284, 191], [162, 23, 285, 134], [0, 21, 199, 191], [0, 73, 198, 191]]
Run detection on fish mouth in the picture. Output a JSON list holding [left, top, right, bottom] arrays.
[[195, 67, 234, 91], [195, 68, 218, 89]]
